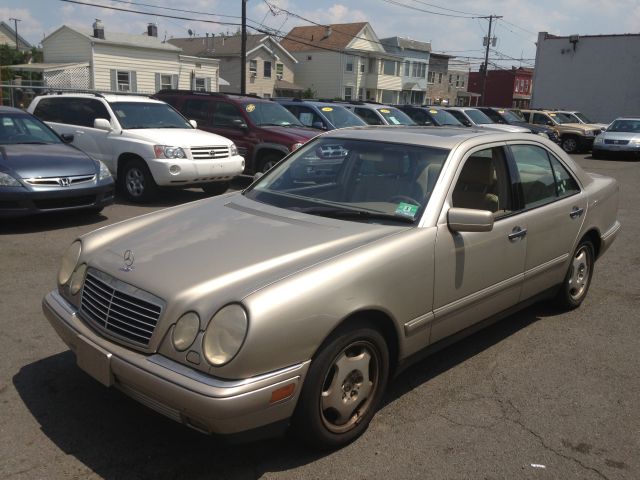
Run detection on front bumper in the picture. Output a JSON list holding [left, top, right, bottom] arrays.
[[0, 181, 114, 218], [593, 142, 640, 153], [42, 290, 309, 435], [146, 155, 245, 187]]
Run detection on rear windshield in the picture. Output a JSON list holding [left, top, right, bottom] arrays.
[[243, 101, 303, 127], [376, 107, 415, 125], [318, 105, 366, 128], [465, 109, 494, 125]]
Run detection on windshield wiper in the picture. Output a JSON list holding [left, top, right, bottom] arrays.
[[294, 206, 415, 224], [14, 141, 48, 144]]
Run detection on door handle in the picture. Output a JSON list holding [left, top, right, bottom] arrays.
[[74, 130, 85, 135], [508, 226, 527, 241], [569, 207, 584, 219]]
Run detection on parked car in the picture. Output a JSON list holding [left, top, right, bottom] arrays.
[[154, 90, 319, 174], [338, 101, 416, 126], [394, 105, 463, 126], [43, 126, 620, 449], [592, 117, 640, 159], [555, 110, 608, 132], [0, 106, 114, 218], [274, 99, 367, 130], [445, 107, 530, 133], [476, 107, 561, 144], [519, 109, 601, 154], [28, 93, 245, 202]]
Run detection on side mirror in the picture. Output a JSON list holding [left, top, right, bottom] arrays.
[[447, 207, 494, 232], [189, 119, 198, 129], [60, 133, 74, 143], [94, 118, 112, 131], [232, 118, 248, 129]]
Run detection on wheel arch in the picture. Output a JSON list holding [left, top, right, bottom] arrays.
[[581, 228, 602, 259], [116, 152, 147, 180]]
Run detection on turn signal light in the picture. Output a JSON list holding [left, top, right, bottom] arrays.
[[269, 383, 295, 404]]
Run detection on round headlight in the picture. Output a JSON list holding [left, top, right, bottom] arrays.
[[172, 312, 200, 352], [202, 304, 248, 366], [58, 241, 82, 286], [69, 264, 87, 295]]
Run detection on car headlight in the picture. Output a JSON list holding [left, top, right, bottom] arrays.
[[98, 161, 112, 180], [594, 136, 604, 144], [230, 143, 238, 156], [290, 142, 303, 152], [0, 172, 21, 187], [537, 132, 549, 138], [631, 139, 640, 144], [153, 145, 187, 159], [173, 312, 200, 352], [584, 130, 594, 137], [69, 264, 87, 295], [202, 304, 248, 366], [58, 241, 82, 286]]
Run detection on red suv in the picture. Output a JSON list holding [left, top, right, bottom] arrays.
[[154, 90, 320, 174]]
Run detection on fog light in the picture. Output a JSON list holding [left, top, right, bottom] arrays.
[[169, 165, 181, 175], [69, 264, 87, 295]]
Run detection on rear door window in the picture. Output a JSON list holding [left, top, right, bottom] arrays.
[[212, 102, 246, 128], [183, 99, 212, 126], [355, 107, 383, 125]]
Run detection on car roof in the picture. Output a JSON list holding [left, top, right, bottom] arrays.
[[0, 106, 27, 114], [34, 93, 164, 104], [319, 125, 508, 149]]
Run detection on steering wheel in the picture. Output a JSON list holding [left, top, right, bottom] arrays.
[[387, 195, 420, 206]]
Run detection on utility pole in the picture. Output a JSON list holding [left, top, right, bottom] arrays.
[[9, 18, 21, 50], [479, 14, 501, 106], [240, 0, 247, 95]]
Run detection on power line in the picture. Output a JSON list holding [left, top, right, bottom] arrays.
[[378, 0, 479, 18], [106, 0, 244, 19], [408, 0, 484, 16]]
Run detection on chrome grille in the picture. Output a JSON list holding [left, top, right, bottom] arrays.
[[24, 174, 96, 186], [191, 146, 230, 160], [604, 139, 629, 145], [80, 269, 163, 347]]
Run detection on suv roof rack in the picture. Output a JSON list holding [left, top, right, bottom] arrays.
[[42, 90, 153, 98], [156, 89, 263, 100]]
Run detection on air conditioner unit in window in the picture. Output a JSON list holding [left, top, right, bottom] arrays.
[[250, 71, 257, 77], [276, 74, 283, 80]]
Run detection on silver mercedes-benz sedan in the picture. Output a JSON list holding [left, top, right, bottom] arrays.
[[43, 126, 620, 449]]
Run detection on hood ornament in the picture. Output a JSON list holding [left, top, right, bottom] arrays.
[[120, 250, 135, 272]]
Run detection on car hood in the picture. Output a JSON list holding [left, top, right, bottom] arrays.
[[124, 128, 233, 147], [0, 143, 95, 179], [259, 125, 320, 142], [82, 193, 404, 306], [512, 121, 551, 133], [599, 131, 640, 141]]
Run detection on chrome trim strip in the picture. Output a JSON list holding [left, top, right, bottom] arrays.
[[523, 254, 569, 279], [404, 312, 434, 336], [601, 221, 621, 241]]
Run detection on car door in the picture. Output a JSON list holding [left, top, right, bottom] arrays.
[[70, 98, 113, 165], [211, 101, 253, 160], [506, 142, 587, 299], [431, 145, 527, 343]]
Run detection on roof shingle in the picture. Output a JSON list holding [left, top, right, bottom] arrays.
[[280, 22, 368, 53]]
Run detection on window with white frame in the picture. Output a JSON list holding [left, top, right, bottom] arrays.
[[358, 87, 364, 100], [117, 71, 131, 91], [345, 56, 354, 72], [455, 75, 460, 87], [160, 74, 173, 91], [383, 60, 397, 76], [360, 57, 366, 73], [428, 71, 435, 84], [249, 60, 257, 75], [344, 86, 353, 100], [276, 63, 284, 79], [404, 62, 410, 76], [412, 62, 426, 78], [368, 59, 377, 74], [195, 77, 206, 91], [264, 61, 272, 78]]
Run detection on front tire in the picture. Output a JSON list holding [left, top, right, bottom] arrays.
[[118, 159, 157, 203], [554, 239, 595, 310], [202, 181, 230, 196], [259, 154, 282, 173], [561, 135, 579, 154], [292, 322, 389, 450]]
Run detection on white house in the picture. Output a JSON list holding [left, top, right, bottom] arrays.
[[17, 21, 220, 93], [280, 22, 405, 103], [380, 36, 431, 105], [169, 34, 300, 98]]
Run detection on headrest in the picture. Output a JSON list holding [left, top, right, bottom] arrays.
[[377, 150, 405, 175], [459, 156, 494, 184]]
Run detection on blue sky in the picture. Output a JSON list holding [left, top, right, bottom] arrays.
[[3, 0, 639, 71]]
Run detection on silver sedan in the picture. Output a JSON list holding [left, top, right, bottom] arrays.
[[43, 126, 620, 449], [592, 118, 640, 159]]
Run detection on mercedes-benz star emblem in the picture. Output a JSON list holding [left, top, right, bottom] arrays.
[[120, 250, 135, 272]]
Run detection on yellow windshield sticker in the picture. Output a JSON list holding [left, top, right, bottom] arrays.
[[379, 109, 390, 113], [321, 107, 334, 112], [498, 110, 505, 113], [246, 104, 256, 112], [429, 109, 438, 114], [549, 113, 556, 117]]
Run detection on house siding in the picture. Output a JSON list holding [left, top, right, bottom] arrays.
[[179, 57, 219, 91], [291, 51, 343, 98], [42, 27, 92, 64]]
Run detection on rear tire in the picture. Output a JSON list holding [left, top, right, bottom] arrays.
[[259, 154, 282, 173], [202, 181, 230, 196], [292, 321, 389, 450], [118, 159, 157, 203], [561, 135, 579, 154], [554, 239, 595, 310]]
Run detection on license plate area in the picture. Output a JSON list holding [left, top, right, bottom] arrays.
[[76, 335, 114, 387]]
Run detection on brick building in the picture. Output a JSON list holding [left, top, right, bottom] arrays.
[[468, 67, 533, 108]]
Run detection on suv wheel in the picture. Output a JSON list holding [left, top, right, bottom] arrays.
[[561, 136, 579, 154], [119, 159, 157, 202], [259, 153, 283, 173]]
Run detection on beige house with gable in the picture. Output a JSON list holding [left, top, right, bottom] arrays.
[[169, 34, 300, 98], [281, 22, 405, 103], [18, 21, 220, 92]]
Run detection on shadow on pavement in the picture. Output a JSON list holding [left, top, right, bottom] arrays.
[[14, 302, 558, 479], [0, 210, 108, 235]]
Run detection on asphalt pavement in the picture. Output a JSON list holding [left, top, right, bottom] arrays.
[[0, 157, 638, 480]]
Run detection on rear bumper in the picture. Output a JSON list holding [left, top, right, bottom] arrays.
[[0, 181, 114, 218], [42, 290, 308, 435]]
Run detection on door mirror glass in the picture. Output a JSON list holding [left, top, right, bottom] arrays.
[[60, 133, 74, 143], [189, 119, 198, 129], [448, 208, 494, 232], [93, 118, 112, 131]]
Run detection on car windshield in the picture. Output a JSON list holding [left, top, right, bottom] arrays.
[[548, 112, 575, 124], [111, 102, 192, 129], [465, 109, 494, 125], [0, 113, 62, 145], [496, 109, 522, 123], [572, 112, 593, 123], [244, 102, 303, 127], [607, 120, 640, 133], [244, 137, 449, 225], [317, 105, 366, 128], [429, 109, 462, 126], [509, 109, 525, 121], [376, 107, 416, 125]]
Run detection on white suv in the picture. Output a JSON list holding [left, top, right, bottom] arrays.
[[28, 93, 245, 202]]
